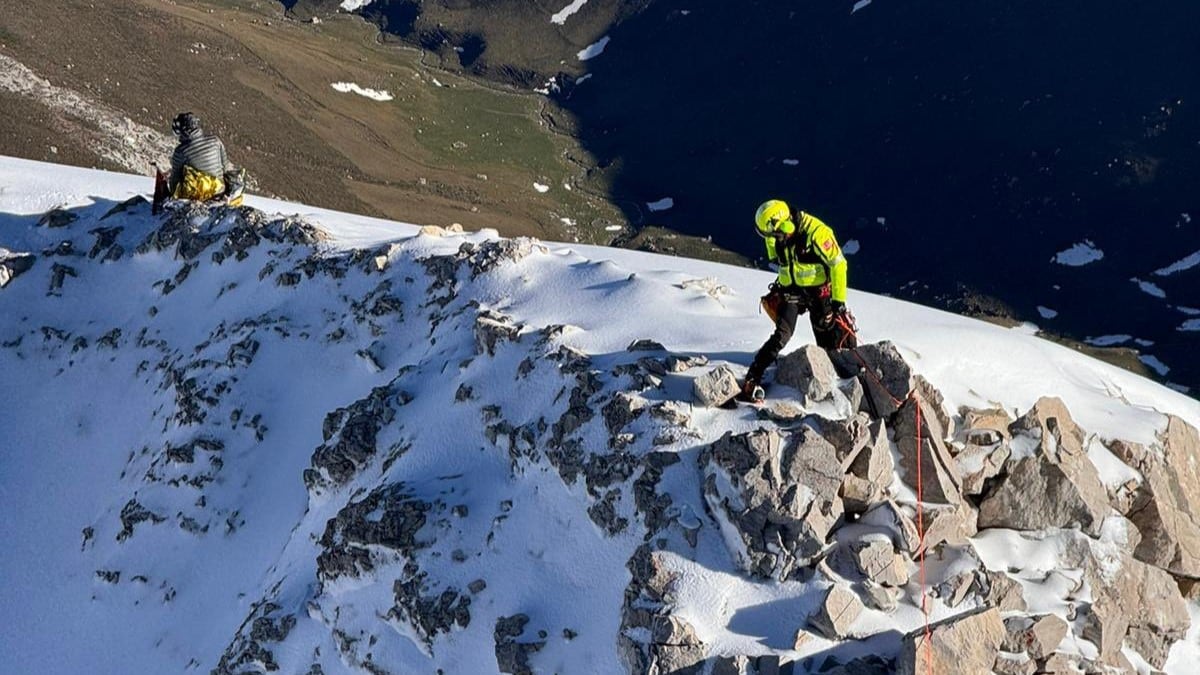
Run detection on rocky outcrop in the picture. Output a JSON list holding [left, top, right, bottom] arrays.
[[775, 344, 840, 404], [702, 428, 843, 579], [316, 483, 431, 581], [1113, 416, 1200, 578], [0, 247, 35, 287], [693, 365, 740, 407], [892, 393, 963, 505], [978, 398, 1110, 536], [304, 382, 410, 493], [494, 614, 546, 675], [896, 607, 1005, 675], [830, 341, 915, 418]]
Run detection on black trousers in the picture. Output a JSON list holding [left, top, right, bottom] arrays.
[[747, 287, 852, 383]]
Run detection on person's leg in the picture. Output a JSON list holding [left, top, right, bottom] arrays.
[[747, 297, 802, 384], [809, 290, 838, 349]]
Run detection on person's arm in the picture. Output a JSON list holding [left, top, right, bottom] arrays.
[[167, 145, 186, 193], [217, 138, 232, 174], [810, 223, 847, 303]]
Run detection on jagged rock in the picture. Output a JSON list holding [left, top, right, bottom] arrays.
[[702, 428, 844, 579], [859, 581, 900, 613], [843, 419, 894, 511], [627, 338, 665, 352], [805, 413, 875, 469], [1037, 652, 1083, 674], [666, 353, 708, 373], [1065, 533, 1191, 668], [38, 207, 78, 228], [851, 537, 911, 587], [692, 365, 740, 407], [993, 652, 1037, 675], [978, 398, 1110, 536], [316, 483, 430, 580], [776, 344, 840, 404], [117, 499, 166, 541], [809, 584, 863, 639], [603, 392, 646, 435], [475, 309, 522, 356], [49, 262, 77, 292], [304, 383, 406, 492], [213, 602, 297, 675], [494, 614, 545, 675], [461, 238, 546, 278], [896, 607, 1005, 675], [892, 393, 963, 505], [0, 248, 35, 287], [916, 502, 978, 555], [957, 442, 1011, 496], [830, 341, 916, 418], [859, 500, 920, 554], [960, 405, 1013, 445], [1003, 614, 1068, 659], [1112, 417, 1200, 577], [818, 655, 894, 675], [979, 569, 1027, 612], [391, 574, 472, 647]]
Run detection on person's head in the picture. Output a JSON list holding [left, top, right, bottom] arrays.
[[754, 199, 795, 240], [171, 112, 201, 139]]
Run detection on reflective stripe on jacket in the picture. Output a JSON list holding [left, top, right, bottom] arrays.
[[764, 211, 848, 302]]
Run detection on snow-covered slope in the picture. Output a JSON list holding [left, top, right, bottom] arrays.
[[2, 156, 1199, 674]]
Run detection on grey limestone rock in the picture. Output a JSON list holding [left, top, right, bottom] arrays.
[[316, 483, 430, 580], [896, 607, 1005, 675], [702, 428, 844, 579], [692, 365, 740, 407], [0, 248, 35, 287], [978, 398, 1110, 536], [892, 393, 964, 505], [494, 614, 546, 675], [776, 344, 840, 404], [809, 584, 864, 640], [830, 341, 915, 418]]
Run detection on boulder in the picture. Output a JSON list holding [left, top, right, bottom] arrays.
[[892, 393, 963, 505], [474, 309, 522, 356], [859, 500, 921, 554], [692, 365, 740, 408], [956, 442, 1011, 496], [1115, 417, 1200, 577], [992, 652, 1036, 675], [809, 584, 863, 639], [850, 537, 911, 587], [896, 607, 1005, 675], [1002, 614, 1068, 659], [0, 248, 35, 288], [701, 428, 844, 579], [978, 398, 1110, 536], [830, 341, 916, 418], [843, 420, 895, 511], [1068, 534, 1191, 668], [776, 344, 840, 404]]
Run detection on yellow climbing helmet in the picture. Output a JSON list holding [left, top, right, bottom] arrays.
[[754, 199, 795, 238]]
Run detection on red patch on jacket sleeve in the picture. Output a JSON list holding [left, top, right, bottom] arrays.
[[822, 240, 834, 251]]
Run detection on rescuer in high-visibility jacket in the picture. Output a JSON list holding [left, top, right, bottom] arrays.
[[740, 199, 857, 402]]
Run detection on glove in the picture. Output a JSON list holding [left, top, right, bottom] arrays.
[[831, 300, 847, 316]]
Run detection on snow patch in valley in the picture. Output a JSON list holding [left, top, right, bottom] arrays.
[[331, 82, 393, 102], [551, 0, 589, 25], [577, 36, 611, 61], [1085, 334, 1131, 347], [340, 0, 374, 10], [1180, 319, 1200, 332], [1052, 240, 1104, 266], [852, 0, 873, 13], [533, 182, 550, 193], [1037, 306, 1058, 319], [1141, 354, 1171, 376]]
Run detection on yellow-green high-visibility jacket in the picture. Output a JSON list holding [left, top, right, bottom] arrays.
[[764, 211, 848, 302]]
